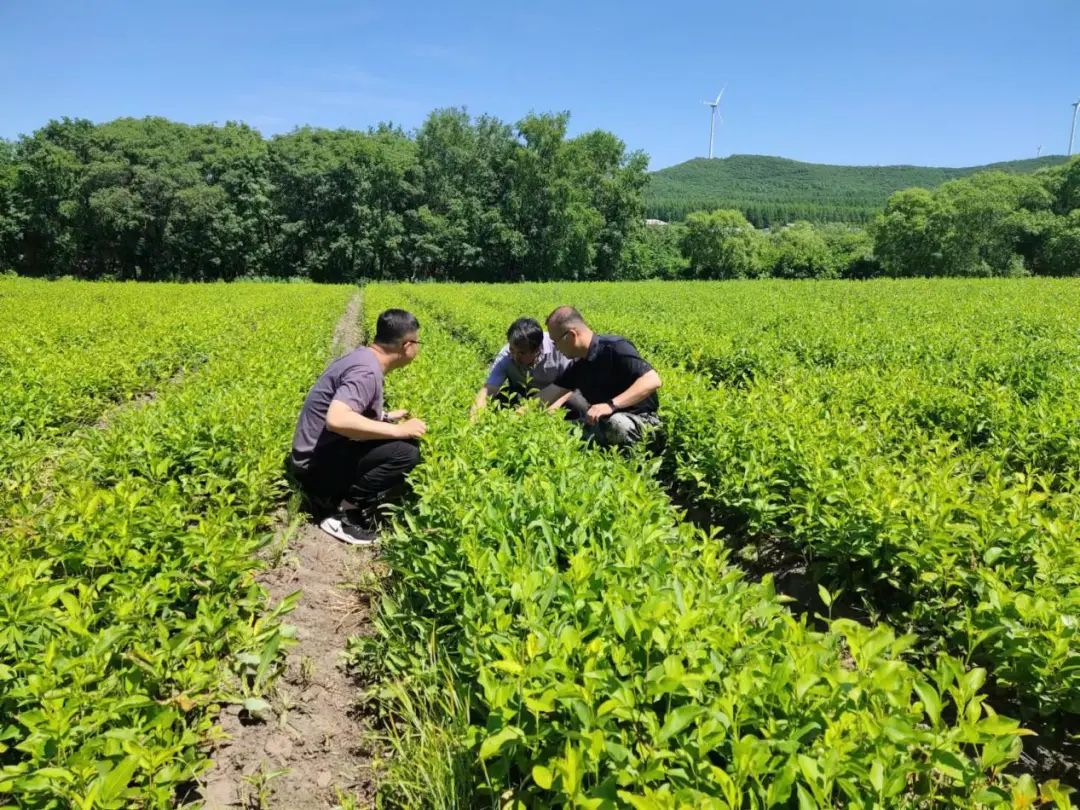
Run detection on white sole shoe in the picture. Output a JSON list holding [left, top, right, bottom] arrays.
[[318, 515, 378, 546]]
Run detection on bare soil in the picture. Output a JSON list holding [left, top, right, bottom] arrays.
[[198, 521, 382, 809], [329, 292, 363, 359]]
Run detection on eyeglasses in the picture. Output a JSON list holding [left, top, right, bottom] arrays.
[[553, 330, 572, 344], [403, 339, 422, 346]]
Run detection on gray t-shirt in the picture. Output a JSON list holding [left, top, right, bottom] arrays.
[[290, 346, 384, 469], [485, 333, 570, 390]]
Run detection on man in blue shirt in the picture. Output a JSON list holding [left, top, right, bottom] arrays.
[[472, 317, 583, 415]]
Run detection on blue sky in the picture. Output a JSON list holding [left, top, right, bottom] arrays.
[[2, 0, 1078, 169]]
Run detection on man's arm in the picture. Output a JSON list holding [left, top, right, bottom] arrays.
[[585, 369, 662, 424], [544, 386, 575, 412], [470, 383, 503, 418], [327, 399, 426, 440], [537, 384, 566, 405], [473, 348, 512, 416]]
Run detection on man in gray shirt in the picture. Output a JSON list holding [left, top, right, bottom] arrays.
[[472, 317, 581, 415], [286, 309, 426, 545]]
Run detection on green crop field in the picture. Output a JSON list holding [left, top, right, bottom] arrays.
[[1, 277, 1077, 808], [0, 279, 353, 807], [360, 278, 1079, 808]]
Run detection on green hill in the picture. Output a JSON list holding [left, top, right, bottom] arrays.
[[646, 154, 1070, 226]]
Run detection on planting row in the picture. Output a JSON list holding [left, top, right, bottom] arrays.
[[0, 280, 309, 523], [400, 281, 1080, 728], [355, 284, 1061, 808], [0, 281, 353, 807]]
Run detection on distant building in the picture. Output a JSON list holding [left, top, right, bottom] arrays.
[[644, 218, 668, 226]]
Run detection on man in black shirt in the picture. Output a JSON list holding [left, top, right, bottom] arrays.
[[544, 306, 662, 447]]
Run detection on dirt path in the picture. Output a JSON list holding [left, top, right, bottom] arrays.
[[200, 523, 380, 808], [199, 290, 381, 809], [329, 292, 363, 359]]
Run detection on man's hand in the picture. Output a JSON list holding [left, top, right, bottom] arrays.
[[585, 402, 614, 425], [396, 417, 428, 439], [385, 409, 409, 422]]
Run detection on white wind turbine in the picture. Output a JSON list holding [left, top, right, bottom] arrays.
[[704, 86, 726, 159], [1070, 99, 1080, 157]]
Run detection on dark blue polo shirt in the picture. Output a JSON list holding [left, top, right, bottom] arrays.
[[554, 334, 658, 415]]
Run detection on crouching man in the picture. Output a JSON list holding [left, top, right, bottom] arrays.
[[544, 306, 662, 448], [285, 309, 426, 545], [472, 316, 585, 416]]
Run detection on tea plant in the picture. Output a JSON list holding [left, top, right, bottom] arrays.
[[0, 280, 353, 807], [355, 285, 1061, 808], [401, 280, 1080, 725]]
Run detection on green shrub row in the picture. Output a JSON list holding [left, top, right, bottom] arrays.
[[355, 284, 1059, 808], [399, 280, 1080, 725], [0, 281, 352, 807]]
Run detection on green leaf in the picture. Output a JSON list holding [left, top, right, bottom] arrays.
[[492, 659, 524, 675], [242, 697, 272, 718], [869, 759, 884, 794], [99, 755, 139, 803], [658, 704, 704, 743], [796, 784, 817, 810], [478, 726, 523, 761], [817, 584, 833, 608], [913, 681, 942, 726], [532, 764, 553, 790], [929, 749, 968, 781]]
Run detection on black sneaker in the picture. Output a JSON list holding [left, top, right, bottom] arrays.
[[318, 511, 378, 546]]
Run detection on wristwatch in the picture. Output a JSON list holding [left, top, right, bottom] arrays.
[[605, 399, 618, 412]]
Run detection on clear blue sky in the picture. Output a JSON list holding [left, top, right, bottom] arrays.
[[2, 0, 1078, 169]]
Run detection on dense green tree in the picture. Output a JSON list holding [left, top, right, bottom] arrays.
[[4, 114, 1074, 283], [680, 209, 765, 279], [505, 113, 586, 280], [621, 223, 688, 279], [646, 154, 1069, 226], [1041, 155, 1080, 215], [0, 140, 20, 269], [1040, 210, 1080, 276], [934, 172, 1052, 276], [411, 109, 522, 280], [564, 130, 649, 280], [10, 119, 92, 276], [768, 221, 835, 279], [267, 126, 418, 282], [873, 188, 945, 277], [818, 223, 878, 278]]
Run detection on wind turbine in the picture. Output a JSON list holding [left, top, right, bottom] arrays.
[[1070, 99, 1080, 157], [703, 86, 726, 159]]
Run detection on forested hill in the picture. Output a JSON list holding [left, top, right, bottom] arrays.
[[646, 154, 1070, 226]]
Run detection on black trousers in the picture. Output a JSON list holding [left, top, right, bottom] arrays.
[[285, 438, 420, 516]]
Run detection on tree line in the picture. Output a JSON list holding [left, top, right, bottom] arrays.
[[655, 159, 1080, 280], [0, 113, 646, 282], [644, 154, 1069, 228], [1, 113, 1077, 281], [648, 198, 879, 228]]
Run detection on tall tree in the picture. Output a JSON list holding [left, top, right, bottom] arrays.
[[680, 209, 765, 279]]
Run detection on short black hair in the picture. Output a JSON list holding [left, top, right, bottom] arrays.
[[373, 309, 420, 346], [506, 317, 543, 351]]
